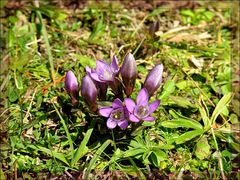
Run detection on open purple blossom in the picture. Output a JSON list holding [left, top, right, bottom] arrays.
[[65, 70, 79, 103], [143, 64, 163, 97], [125, 88, 160, 122], [81, 75, 98, 112], [120, 53, 137, 97], [99, 98, 129, 129], [87, 55, 119, 83]]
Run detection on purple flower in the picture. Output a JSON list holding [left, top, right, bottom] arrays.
[[125, 88, 160, 122], [65, 70, 79, 102], [99, 98, 129, 129], [81, 75, 98, 112], [87, 55, 119, 83], [143, 64, 163, 97], [120, 53, 137, 97], [86, 66, 107, 100]]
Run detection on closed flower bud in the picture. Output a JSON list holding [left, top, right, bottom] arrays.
[[65, 70, 79, 104], [120, 53, 137, 97], [81, 75, 98, 112], [143, 64, 163, 97]]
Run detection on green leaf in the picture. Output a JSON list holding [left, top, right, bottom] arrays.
[[159, 79, 175, 101], [84, 140, 111, 179], [142, 121, 155, 127], [89, 13, 105, 42], [148, 8, 168, 17], [161, 118, 203, 130], [169, 96, 196, 108], [71, 120, 95, 167], [198, 95, 210, 129], [150, 150, 167, 167], [169, 109, 193, 120], [210, 93, 233, 124], [175, 129, 204, 144], [180, 9, 195, 17], [195, 136, 210, 160], [8, 86, 19, 102], [157, 144, 175, 150], [74, 54, 96, 68], [10, 53, 29, 72], [123, 148, 145, 158], [27, 145, 69, 166]]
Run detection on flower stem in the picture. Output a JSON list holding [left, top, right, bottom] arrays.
[[111, 130, 117, 151]]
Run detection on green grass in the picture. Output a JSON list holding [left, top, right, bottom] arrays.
[[0, 1, 239, 179]]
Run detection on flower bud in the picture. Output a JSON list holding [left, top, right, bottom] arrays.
[[65, 70, 79, 103], [120, 53, 137, 97], [143, 64, 163, 97], [81, 75, 98, 112]]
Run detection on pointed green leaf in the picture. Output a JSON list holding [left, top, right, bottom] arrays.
[[210, 93, 233, 124], [176, 129, 204, 144], [150, 150, 167, 168], [161, 118, 203, 130], [27, 145, 69, 166], [123, 148, 145, 158], [71, 120, 95, 167], [198, 95, 210, 129], [159, 80, 175, 101], [84, 140, 111, 179]]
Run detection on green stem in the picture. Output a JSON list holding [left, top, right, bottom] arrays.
[[111, 130, 117, 151], [210, 126, 226, 180]]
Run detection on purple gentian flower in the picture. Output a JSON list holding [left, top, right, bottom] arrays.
[[120, 53, 137, 97], [86, 66, 107, 100], [99, 98, 129, 129], [87, 55, 119, 83], [65, 70, 79, 103], [143, 64, 163, 97], [81, 75, 98, 112], [125, 88, 160, 122]]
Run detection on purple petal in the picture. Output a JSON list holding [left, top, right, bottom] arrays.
[[118, 120, 128, 129], [143, 64, 163, 96], [65, 71, 78, 92], [90, 73, 105, 83], [85, 66, 92, 74], [129, 114, 140, 122], [112, 98, 123, 109], [148, 100, 160, 114], [96, 60, 109, 72], [99, 107, 113, 117], [111, 55, 119, 73], [107, 118, 117, 129], [125, 98, 136, 113], [143, 116, 155, 121], [81, 75, 97, 111], [136, 88, 149, 105]]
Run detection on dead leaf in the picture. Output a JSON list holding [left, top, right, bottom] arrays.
[[167, 32, 211, 42]]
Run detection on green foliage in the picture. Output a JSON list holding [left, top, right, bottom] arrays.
[[1, 1, 239, 179]]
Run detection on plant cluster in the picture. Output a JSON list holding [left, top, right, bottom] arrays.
[[65, 53, 164, 129]]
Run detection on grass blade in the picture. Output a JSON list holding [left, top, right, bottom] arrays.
[[71, 120, 95, 167], [84, 139, 111, 179], [52, 103, 74, 157], [34, 1, 55, 83]]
